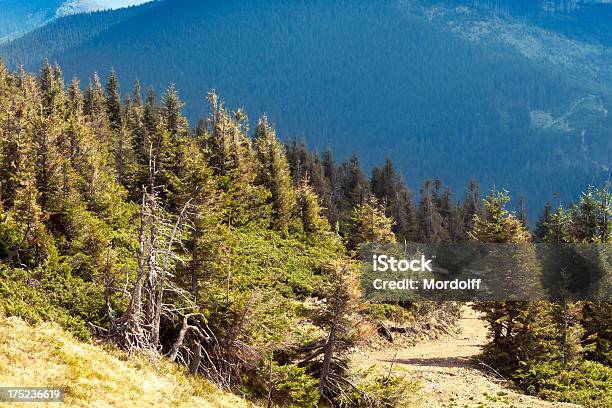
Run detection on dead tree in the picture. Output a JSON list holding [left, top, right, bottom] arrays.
[[319, 264, 346, 400], [111, 146, 197, 354], [168, 312, 204, 362], [151, 198, 193, 349]]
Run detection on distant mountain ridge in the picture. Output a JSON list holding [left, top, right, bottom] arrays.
[[0, 0, 104, 42], [57, 1, 104, 17], [0, 0, 610, 219], [0, 0, 151, 43]]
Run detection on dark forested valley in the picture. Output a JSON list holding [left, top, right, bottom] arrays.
[[1, 0, 610, 223]]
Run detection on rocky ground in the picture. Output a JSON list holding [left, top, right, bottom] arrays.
[[351, 306, 581, 408]]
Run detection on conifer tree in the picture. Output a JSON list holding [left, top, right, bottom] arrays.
[[0, 72, 49, 265], [538, 205, 588, 366], [571, 187, 601, 243], [568, 185, 612, 365], [432, 177, 443, 209], [84, 72, 106, 119], [317, 260, 363, 404], [389, 186, 418, 242], [534, 201, 553, 242], [285, 139, 310, 184], [254, 115, 297, 232], [518, 194, 528, 228], [418, 179, 447, 243], [347, 195, 396, 250], [67, 79, 84, 119], [439, 187, 465, 240], [321, 149, 341, 225], [470, 190, 546, 369], [127, 81, 148, 175], [468, 189, 530, 243], [39, 60, 65, 116], [308, 152, 336, 223], [370, 157, 397, 204], [296, 178, 330, 235], [144, 88, 160, 135], [105, 68, 123, 130], [463, 178, 482, 231], [132, 80, 143, 107], [338, 154, 367, 216], [370, 157, 417, 241], [203, 91, 269, 226], [162, 84, 188, 138]]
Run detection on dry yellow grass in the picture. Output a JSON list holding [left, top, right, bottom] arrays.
[[0, 316, 258, 408]]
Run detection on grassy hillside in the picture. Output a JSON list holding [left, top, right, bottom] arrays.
[[0, 315, 257, 407]]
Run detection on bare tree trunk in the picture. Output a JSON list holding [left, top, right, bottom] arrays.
[[168, 313, 203, 362], [190, 229, 199, 301], [152, 200, 192, 349], [124, 192, 147, 329], [319, 299, 341, 398], [145, 148, 158, 330], [319, 267, 346, 399], [190, 342, 202, 375], [225, 249, 232, 302]]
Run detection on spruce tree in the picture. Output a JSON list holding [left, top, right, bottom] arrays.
[[321, 149, 341, 225], [162, 84, 188, 138], [338, 154, 367, 216], [418, 179, 447, 243], [296, 178, 330, 235], [317, 260, 363, 403], [127, 81, 148, 176], [534, 201, 553, 242], [518, 194, 528, 227], [571, 187, 602, 243], [254, 115, 297, 232], [347, 195, 396, 250], [470, 189, 546, 369], [463, 178, 482, 231], [203, 91, 269, 227], [468, 189, 530, 243], [370, 157, 397, 205], [568, 185, 612, 365], [84, 72, 106, 119], [39, 60, 65, 116], [105, 68, 123, 130]]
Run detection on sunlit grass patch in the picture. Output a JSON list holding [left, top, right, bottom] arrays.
[[0, 316, 257, 407]]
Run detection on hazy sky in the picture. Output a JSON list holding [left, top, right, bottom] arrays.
[[97, 0, 151, 8]]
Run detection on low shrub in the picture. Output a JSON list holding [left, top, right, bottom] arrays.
[[514, 360, 612, 408]]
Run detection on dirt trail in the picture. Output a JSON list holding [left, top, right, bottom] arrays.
[[352, 306, 580, 408]]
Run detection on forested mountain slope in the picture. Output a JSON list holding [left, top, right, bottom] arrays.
[[0, 2, 155, 63], [0, 0, 104, 43], [1, 0, 610, 218], [439, 0, 612, 45]]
